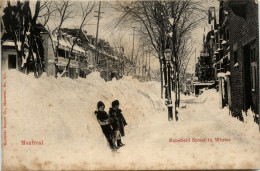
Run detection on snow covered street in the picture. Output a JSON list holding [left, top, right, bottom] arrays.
[[2, 70, 260, 170]]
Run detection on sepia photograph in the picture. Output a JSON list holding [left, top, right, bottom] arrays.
[[1, 0, 259, 170]]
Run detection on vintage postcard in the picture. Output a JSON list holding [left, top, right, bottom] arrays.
[[1, 0, 259, 170]]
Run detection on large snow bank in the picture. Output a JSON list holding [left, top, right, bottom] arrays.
[[2, 70, 259, 170], [3, 70, 166, 170]]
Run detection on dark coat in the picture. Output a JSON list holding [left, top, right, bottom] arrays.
[[116, 109, 127, 136], [95, 110, 114, 139], [109, 108, 120, 131], [109, 108, 127, 136]]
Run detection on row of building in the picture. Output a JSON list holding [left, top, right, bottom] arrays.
[[1, 25, 128, 81], [195, 0, 259, 124]]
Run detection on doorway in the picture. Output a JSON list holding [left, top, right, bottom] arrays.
[[243, 40, 258, 114], [8, 55, 16, 69]]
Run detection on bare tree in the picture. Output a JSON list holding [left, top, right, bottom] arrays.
[[3, 0, 45, 77], [112, 1, 168, 98], [50, 0, 75, 78], [40, 1, 95, 78], [112, 0, 206, 119], [60, 2, 95, 77], [38, 2, 57, 27]]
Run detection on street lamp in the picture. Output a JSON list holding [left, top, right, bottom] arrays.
[[164, 49, 172, 61], [164, 49, 173, 121]]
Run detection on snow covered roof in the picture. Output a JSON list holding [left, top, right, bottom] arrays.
[[2, 41, 15, 46], [193, 83, 214, 86], [74, 45, 85, 53], [56, 56, 79, 68], [221, 40, 227, 45], [59, 38, 71, 48], [88, 43, 95, 50], [217, 72, 226, 78], [227, 46, 230, 51], [51, 33, 85, 54], [99, 51, 118, 60], [200, 52, 209, 57], [225, 71, 231, 76], [50, 29, 120, 60]]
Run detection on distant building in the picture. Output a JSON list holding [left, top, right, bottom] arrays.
[[193, 29, 215, 96], [1, 40, 21, 71], [195, 29, 215, 82], [41, 28, 86, 79], [2, 26, 125, 81], [1, 23, 46, 73]]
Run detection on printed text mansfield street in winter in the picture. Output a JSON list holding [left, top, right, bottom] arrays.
[[169, 138, 231, 143]]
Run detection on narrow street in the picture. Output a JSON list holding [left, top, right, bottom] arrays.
[[116, 89, 260, 169]]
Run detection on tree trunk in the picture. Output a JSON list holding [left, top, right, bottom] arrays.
[[54, 44, 60, 78], [175, 65, 177, 110], [34, 38, 43, 77], [163, 58, 168, 99], [159, 53, 163, 99], [177, 73, 180, 107]]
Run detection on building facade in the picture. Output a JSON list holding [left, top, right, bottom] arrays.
[[2, 26, 124, 81], [210, 0, 259, 123], [226, 0, 259, 122]]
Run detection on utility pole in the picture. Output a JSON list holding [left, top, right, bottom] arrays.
[[148, 46, 151, 81], [195, 48, 196, 74], [131, 27, 136, 61], [118, 49, 121, 77], [145, 48, 148, 79], [113, 46, 124, 77], [142, 40, 145, 77], [94, 1, 103, 71], [107, 58, 108, 81], [130, 27, 136, 74]]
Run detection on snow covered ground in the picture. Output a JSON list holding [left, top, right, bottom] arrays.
[[2, 70, 260, 170]]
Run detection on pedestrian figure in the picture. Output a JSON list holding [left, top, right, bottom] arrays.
[[94, 101, 116, 151], [109, 100, 127, 148]]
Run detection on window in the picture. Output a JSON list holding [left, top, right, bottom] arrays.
[[251, 63, 257, 91], [234, 51, 238, 66], [250, 47, 256, 62], [250, 45, 257, 91], [8, 55, 16, 69], [226, 28, 229, 41]]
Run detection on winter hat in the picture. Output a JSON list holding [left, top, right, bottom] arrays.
[[97, 101, 105, 109], [112, 100, 119, 107]]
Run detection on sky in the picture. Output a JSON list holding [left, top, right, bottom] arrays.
[[1, 0, 220, 73], [58, 0, 220, 73], [64, 0, 219, 73], [87, 0, 220, 73], [188, 0, 219, 73]]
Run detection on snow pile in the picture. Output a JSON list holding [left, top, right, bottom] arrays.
[[3, 70, 166, 170], [2, 70, 259, 170]]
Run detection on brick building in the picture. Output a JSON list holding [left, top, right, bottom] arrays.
[[226, 0, 259, 122], [211, 0, 259, 123]]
